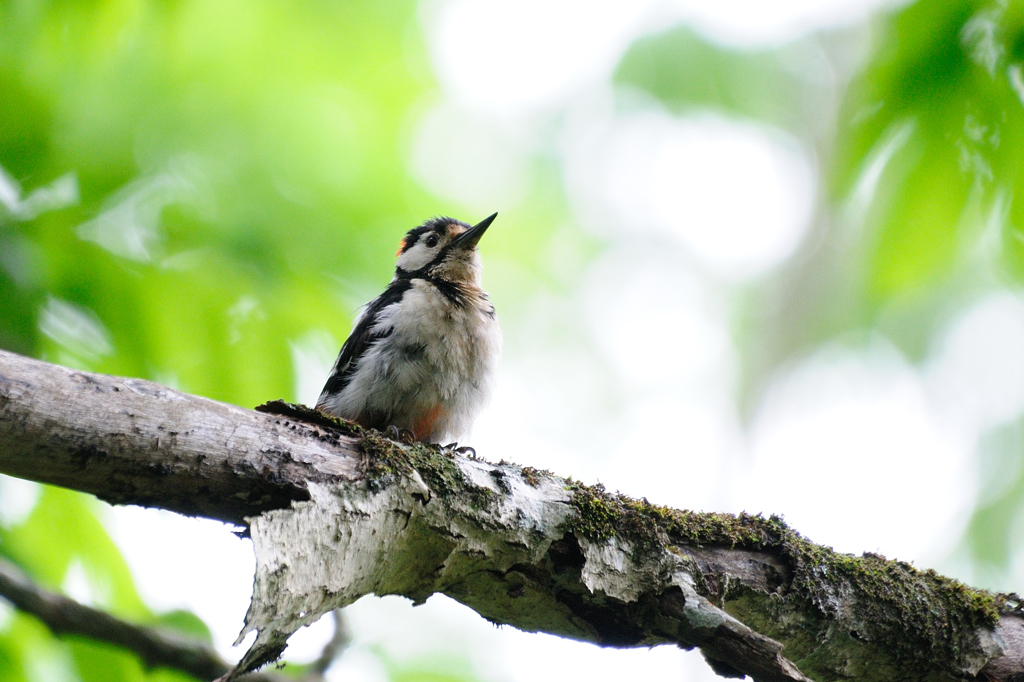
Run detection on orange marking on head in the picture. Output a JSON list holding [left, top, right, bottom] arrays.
[[412, 404, 445, 441], [395, 238, 406, 257]]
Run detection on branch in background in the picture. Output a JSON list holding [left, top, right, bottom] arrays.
[[300, 610, 350, 681], [3, 349, 1024, 682], [0, 557, 287, 681]]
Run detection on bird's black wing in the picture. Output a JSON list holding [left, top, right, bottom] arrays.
[[317, 278, 412, 402]]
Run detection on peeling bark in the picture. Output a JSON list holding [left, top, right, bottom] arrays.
[[1, 349, 1023, 682]]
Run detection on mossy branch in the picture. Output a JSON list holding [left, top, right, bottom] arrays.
[[1, 349, 1023, 682]]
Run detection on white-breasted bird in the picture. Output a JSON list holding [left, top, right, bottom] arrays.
[[315, 213, 501, 445]]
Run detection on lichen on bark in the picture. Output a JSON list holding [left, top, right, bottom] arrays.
[[232, 432, 577, 676], [3, 355, 1024, 681], [564, 481, 1005, 680], [232, 403, 1009, 682]]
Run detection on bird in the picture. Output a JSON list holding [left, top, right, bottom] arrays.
[[315, 213, 502, 446]]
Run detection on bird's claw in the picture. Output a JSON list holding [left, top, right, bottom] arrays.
[[385, 426, 416, 443], [440, 442, 477, 458]]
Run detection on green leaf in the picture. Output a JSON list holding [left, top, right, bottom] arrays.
[[832, 0, 1024, 305], [65, 638, 145, 682]]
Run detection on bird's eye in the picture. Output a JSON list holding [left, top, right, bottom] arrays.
[[425, 234, 440, 248]]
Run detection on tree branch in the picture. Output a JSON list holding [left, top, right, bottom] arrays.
[[1, 349, 1022, 682], [299, 610, 350, 681], [0, 556, 286, 681], [0, 349, 353, 525]]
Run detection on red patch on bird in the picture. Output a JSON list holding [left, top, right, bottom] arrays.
[[395, 239, 406, 257], [412, 404, 445, 441]]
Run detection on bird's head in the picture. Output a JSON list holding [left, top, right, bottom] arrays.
[[394, 213, 497, 285]]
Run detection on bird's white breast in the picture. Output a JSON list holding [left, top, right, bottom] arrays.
[[330, 279, 501, 442]]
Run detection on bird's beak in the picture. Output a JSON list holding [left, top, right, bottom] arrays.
[[452, 212, 497, 250]]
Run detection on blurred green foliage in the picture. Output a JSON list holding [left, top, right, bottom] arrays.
[[3, 0, 1024, 678], [619, 0, 1024, 594], [967, 418, 1024, 583], [619, 0, 1024, 343], [0, 488, 200, 681], [0, 0, 445, 405], [616, 27, 814, 133], [832, 0, 1024, 301], [380, 651, 480, 682], [0, 0, 490, 678]]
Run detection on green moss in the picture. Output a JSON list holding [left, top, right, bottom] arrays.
[[785, 548, 1000, 677], [255, 400, 494, 507], [565, 481, 786, 553], [356, 434, 461, 493], [564, 479, 1004, 680], [256, 404, 1007, 680], [356, 429, 499, 510], [564, 482, 621, 542], [255, 400, 366, 436], [520, 466, 549, 488], [357, 431, 414, 488]]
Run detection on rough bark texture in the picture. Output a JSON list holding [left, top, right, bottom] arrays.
[[0, 350, 356, 525], [1, 348, 1023, 682]]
